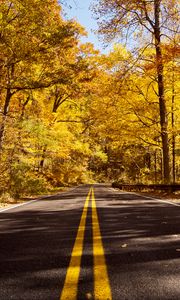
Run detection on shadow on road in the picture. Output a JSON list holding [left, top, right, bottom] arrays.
[[0, 185, 180, 299], [94, 187, 180, 299], [0, 186, 92, 300]]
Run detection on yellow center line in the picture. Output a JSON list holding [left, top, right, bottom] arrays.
[[92, 188, 112, 300], [60, 188, 92, 300]]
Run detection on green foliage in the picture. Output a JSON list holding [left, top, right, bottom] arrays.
[[9, 162, 50, 198]]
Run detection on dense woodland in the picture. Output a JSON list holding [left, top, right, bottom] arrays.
[[0, 0, 179, 198]]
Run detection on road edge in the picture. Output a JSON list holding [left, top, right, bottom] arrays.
[[111, 187, 180, 207], [0, 185, 81, 213]]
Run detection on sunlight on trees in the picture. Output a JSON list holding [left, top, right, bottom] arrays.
[[0, 0, 179, 197]]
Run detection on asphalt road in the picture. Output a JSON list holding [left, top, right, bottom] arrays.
[[0, 184, 180, 300]]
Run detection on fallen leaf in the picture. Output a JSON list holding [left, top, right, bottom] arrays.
[[86, 292, 93, 299], [121, 244, 128, 248]]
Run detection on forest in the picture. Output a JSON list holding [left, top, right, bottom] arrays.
[[0, 0, 179, 199]]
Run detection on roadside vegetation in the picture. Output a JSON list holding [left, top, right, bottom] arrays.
[[0, 0, 179, 203]]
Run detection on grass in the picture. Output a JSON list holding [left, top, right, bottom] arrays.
[[0, 192, 24, 209]]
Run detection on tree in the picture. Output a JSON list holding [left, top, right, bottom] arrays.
[[0, 0, 85, 150], [0, 0, 95, 195], [93, 0, 179, 183]]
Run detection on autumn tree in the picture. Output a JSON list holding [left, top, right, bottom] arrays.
[[0, 0, 85, 150], [0, 0, 96, 195], [93, 0, 179, 183]]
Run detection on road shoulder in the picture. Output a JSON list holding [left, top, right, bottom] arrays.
[[111, 187, 180, 205]]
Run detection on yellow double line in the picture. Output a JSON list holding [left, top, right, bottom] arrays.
[[60, 187, 112, 300]]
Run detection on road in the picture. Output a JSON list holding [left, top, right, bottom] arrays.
[[0, 184, 180, 300]]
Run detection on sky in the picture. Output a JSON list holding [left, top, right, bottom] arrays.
[[62, 0, 112, 53]]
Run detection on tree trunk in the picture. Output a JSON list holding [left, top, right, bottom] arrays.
[[0, 88, 12, 150], [154, 150, 157, 183], [39, 146, 47, 171], [171, 75, 176, 183], [154, 0, 170, 183]]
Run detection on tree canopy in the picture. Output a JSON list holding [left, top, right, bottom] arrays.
[[0, 0, 179, 197]]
